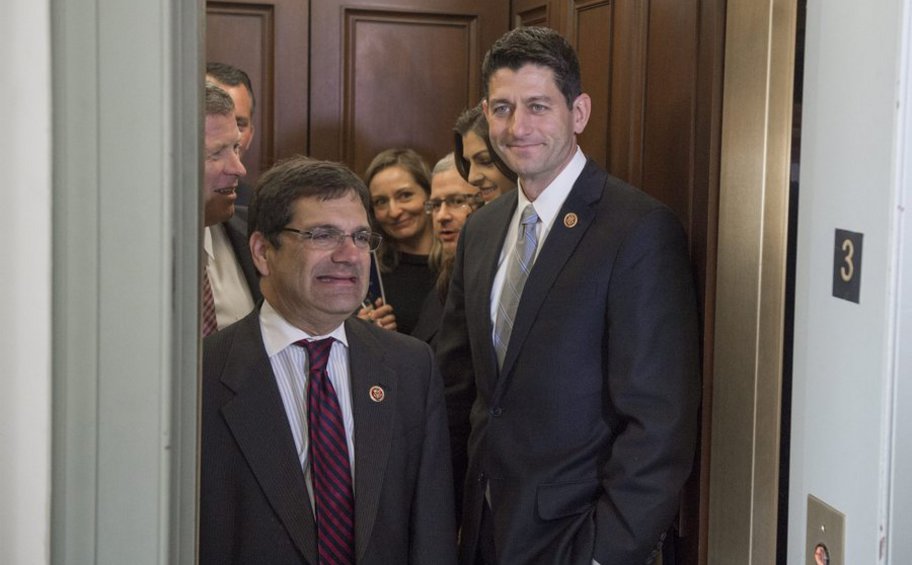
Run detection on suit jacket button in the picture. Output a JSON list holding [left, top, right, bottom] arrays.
[[490, 407, 503, 417]]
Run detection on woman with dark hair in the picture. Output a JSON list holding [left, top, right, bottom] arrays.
[[363, 148, 437, 335], [453, 103, 517, 202]]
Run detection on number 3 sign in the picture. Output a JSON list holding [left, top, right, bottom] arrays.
[[833, 229, 863, 303]]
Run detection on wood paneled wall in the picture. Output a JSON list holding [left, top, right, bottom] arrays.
[[309, 0, 508, 175]]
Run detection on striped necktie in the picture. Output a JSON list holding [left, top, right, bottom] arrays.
[[201, 269, 218, 337], [493, 204, 540, 368], [297, 337, 355, 565]]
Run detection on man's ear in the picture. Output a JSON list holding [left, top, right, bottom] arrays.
[[249, 231, 271, 277], [572, 93, 591, 135]]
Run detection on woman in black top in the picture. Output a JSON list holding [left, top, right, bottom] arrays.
[[363, 148, 437, 335]]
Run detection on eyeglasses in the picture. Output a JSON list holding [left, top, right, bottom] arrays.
[[281, 227, 383, 251], [423, 194, 484, 214]]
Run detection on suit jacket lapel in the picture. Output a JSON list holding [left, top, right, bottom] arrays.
[[224, 207, 263, 303], [498, 161, 605, 384], [219, 312, 318, 563], [346, 319, 397, 561], [468, 191, 517, 388]]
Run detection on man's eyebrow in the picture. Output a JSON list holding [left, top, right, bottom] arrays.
[[206, 141, 231, 154], [522, 94, 555, 104]]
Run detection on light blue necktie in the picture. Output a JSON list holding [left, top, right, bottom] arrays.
[[493, 204, 540, 368]]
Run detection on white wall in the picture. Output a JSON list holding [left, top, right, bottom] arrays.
[[887, 2, 912, 560], [48, 0, 201, 563], [0, 1, 52, 564], [789, 0, 908, 562]]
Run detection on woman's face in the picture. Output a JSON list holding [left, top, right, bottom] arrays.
[[368, 165, 431, 247], [461, 130, 515, 202]]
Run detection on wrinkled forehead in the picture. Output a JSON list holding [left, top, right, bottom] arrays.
[[205, 112, 239, 141], [289, 192, 371, 229]]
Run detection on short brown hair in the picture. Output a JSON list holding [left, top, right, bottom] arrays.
[[481, 26, 581, 109], [249, 156, 371, 247]]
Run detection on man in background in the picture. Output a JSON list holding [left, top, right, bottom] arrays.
[[202, 82, 259, 336], [437, 27, 700, 565], [207, 62, 257, 205]]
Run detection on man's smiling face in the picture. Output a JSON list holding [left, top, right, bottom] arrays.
[[203, 112, 246, 226]]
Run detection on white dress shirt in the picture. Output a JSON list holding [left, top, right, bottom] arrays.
[[489, 147, 588, 327], [205, 224, 255, 330], [259, 300, 356, 507]]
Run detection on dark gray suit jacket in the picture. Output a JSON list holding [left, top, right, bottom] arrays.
[[411, 287, 444, 351], [437, 160, 700, 565], [222, 205, 262, 304], [200, 308, 457, 564]]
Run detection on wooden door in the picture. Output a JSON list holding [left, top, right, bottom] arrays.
[[309, 0, 509, 175]]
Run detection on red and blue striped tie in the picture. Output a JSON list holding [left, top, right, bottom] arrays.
[[298, 337, 355, 564], [201, 269, 218, 337]]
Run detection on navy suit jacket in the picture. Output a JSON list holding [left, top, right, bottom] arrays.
[[200, 308, 457, 564], [437, 160, 700, 565]]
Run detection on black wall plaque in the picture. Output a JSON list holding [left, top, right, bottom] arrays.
[[833, 229, 863, 303]]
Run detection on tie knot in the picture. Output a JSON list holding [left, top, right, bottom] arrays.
[[296, 337, 335, 374], [520, 204, 539, 226]]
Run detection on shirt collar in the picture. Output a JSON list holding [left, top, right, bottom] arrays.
[[203, 226, 215, 261], [516, 147, 587, 226], [259, 299, 349, 357]]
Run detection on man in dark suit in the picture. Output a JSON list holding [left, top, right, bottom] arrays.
[[200, 156, 457, 564], [203, 82, 261, 335], [207, 62, 257, 205], [437, 27, 700, 565]]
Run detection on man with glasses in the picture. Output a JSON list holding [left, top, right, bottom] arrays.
[[199, 156, 457, 565], [412, 153, 485, 524], [413, 153, 485, 348], [424, 153, 485, 258]]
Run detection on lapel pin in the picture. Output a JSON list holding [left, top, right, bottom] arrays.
[[369, 385, 385, 403], [563, 212, 579, 228]]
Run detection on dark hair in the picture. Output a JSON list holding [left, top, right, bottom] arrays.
[[249, 156, 371, 248], [363, 148, 432, 272], [452, 103, 517, 184], [206, 62, 256, 115], [205, 82, 235, 117], [481, 26, 581, 109]]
